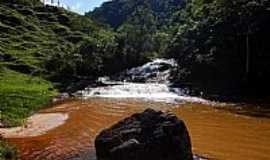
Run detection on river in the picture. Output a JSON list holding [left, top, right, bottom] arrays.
[[3, 59, 270, 160]]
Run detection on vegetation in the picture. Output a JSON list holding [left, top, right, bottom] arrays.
[[88, 0, 186, 62], [89, 0, 270, 96], [0, 68, 57, 127], [0, 140, 17, 160], [1, 0, 269, 128], [0, 1, 123, 156], [1, 0, 270, 158], [166, 0, 270, 96], [0, 0, 119, 127], [88, 0, 185, 29], [1, 0, 178, 128]]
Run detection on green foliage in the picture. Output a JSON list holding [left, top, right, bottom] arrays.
[[166, 0, 270, 92], [87, 0, 186, 58], [0, 1, 120, 85], [0, 0, 120, 128], [0, 1, 146, 130], [4, 0, 42, 7], [88, 0, 185, 29], [0, 69, 57, 127], [115, 8, 158, 67], [0, 140, 17, 160]]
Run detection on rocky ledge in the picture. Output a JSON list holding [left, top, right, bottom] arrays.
[[95, 108, 193, 160]]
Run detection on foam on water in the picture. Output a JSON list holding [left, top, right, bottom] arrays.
[[78, 82, 208, 103], [77, 59, 209, 104]]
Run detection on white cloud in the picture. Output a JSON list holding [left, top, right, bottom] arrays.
[[41, 0, 89, 15], [42, 0, 59, 6], [70, 2, 82, 14]]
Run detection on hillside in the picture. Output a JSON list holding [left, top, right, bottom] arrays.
[[88, 0, 186, 29], [87, 0, 187, 63], [89, 0, 270, 97], [0, 0, 110, 78], [0, 0, 119, 128], [166, 0, 270, 97]]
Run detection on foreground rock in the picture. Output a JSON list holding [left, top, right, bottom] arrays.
[[95, 109, 193, 160]]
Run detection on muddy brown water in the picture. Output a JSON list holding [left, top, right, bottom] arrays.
[[5, 98, 270, 160]]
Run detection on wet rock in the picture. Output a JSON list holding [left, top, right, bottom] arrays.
[[113, 59, 177, 83], [95, 109, 193, 160]]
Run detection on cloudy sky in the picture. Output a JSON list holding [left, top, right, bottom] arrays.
[[44, 0, 109, 14]]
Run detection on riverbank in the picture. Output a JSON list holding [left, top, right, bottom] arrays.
[[0, 69, 58, 128], [0, 140, 17, 160], [0, 113, 68, 138]]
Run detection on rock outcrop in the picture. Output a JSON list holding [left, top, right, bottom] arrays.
[[95, 108, 193, 160]]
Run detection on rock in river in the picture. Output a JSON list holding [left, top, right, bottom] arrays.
[[95, 108, 193, 160]]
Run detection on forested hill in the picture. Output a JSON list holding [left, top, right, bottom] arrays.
[[87, 0, 186, 29], [166, 0, 270, 97], [86, 0, 188, 65], [90, 0, 270, 97], [0, 0, 127, 127], [0, 0, 116, 82]]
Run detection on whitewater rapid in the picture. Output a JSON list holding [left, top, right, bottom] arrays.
[[76, 59, 208, 104]]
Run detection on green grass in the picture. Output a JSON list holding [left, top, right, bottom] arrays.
[[0, 140, 17, 160], [0, 69, 58, 127], [0, 0, 108, 128], [0, 3, 79, 158]]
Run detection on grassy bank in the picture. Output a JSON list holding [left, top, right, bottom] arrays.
[[0, 68, 57, 127], [0, 140, 17, 160], [0, 0, 90, 127]]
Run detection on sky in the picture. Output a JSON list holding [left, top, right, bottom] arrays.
[[44, 0, 109, 14]]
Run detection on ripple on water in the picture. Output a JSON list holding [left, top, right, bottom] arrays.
[[4, 99, 270, 160]]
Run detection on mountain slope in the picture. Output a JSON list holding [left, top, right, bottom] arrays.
[[87, 0, 186, 29], [86, 0, 187, 63], [0, 0, 105, 76], [0, 0, 117, 127]]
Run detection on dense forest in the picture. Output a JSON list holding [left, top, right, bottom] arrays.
[[90, 0, 270, 97], [167, 0, 270, 97], [88, 0, 186, 64]]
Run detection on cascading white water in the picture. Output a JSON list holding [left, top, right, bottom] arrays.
[[77, 59, 208, 103]]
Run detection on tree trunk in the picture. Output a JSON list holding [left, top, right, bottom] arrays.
[[246, 27, 251, 81]]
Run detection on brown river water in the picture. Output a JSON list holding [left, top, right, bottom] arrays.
[[5, 98, 270, 160]]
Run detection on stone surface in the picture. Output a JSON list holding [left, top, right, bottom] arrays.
[[95, 108, 193, 160]]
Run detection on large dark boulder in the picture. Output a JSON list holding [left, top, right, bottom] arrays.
[[95, 109, 193, 160]]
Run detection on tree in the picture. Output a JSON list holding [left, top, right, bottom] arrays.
[[166, 0, 270, 92]]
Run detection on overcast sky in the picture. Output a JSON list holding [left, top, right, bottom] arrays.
[[44, 0, 109, 14]]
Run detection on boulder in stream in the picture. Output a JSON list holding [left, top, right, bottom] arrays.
[[95, 108, 193, 160]]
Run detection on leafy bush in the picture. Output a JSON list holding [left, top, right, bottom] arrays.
[[0, 140, 17, 160], [166, 0, 270, 93]]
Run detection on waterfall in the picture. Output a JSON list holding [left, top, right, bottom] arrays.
[[76, 59, 208, 103]]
